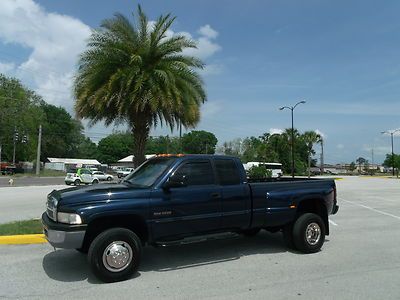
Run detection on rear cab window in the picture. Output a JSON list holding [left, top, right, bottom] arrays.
[[214, 158, 241, 186]]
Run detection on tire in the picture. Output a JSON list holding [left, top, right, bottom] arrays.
[[282, 223, 295, 249], [292, 213, 325, 253], [242, 228, 261, 237], [74, 179, 81, 186], [92, 179, 99, 184], [65, 182, 71, 186], [88, 228, 142, 283], [107, 177, 112, 181], [76, 247, 88, 254]]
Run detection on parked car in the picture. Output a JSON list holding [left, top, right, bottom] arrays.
[[116, 167, 134, 178], [65, 168, 99, 185], [43, 154, 339, 283], [92, 171, 114, 181]]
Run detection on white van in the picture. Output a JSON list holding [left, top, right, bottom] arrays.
[[243, 162, 283, 178]]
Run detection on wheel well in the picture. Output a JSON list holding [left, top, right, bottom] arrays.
[[296, 199, 329, 235], [82, 215, 149, 251]]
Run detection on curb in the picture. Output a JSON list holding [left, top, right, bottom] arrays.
[[0, 234, 46, 245]]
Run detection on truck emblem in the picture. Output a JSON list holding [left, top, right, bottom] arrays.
[[153, 211, 172, 216]]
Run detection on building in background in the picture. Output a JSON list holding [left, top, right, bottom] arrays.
[[45, 158, 101, 172]]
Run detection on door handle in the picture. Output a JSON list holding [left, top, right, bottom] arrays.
[[211, 193, 221, 199]]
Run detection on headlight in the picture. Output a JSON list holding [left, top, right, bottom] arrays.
[[57, 212, 82, 224]]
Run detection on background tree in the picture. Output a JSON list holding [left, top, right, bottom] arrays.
[[182, 130, 218, 154], [302, 131, 322, 177], [146, 136, 180, 154], [383, 154, 400, 176], [349, 161, 356, 173], [74, 6, 206, 167], [97, 133, 133, 164], [0, 74, 44, 162], [356, 157, 366, 174], [40, 103, 89, 160]]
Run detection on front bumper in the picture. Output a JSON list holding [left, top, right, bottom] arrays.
[[41, 213, 87, 249]]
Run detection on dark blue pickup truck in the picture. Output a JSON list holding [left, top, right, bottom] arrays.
[[42, 154, 339, 282]]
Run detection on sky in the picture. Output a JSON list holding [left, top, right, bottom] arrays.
[[1, 0, 400, 164]]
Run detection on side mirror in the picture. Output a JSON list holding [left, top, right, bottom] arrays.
[[164, 174, 186, 189]]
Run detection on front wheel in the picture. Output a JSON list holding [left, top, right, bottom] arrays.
[[88, 228, 142, 283], [292, 213, 325, 253], [74, 179, 81, 186], [107, 177, 113, 181], [92, 179, 99, 184]]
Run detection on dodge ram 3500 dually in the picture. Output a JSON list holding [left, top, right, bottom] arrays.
[[42, 154, 339, 282]]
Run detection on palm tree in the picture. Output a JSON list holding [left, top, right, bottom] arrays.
[[74, 6, 206, 166], [302, 131, 322, 178]]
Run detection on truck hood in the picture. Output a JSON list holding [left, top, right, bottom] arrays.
[[50, 183, 151, 207]]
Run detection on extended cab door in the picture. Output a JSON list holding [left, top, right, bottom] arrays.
[[215, 158, 251, 230], [150, 159, 222, 240]]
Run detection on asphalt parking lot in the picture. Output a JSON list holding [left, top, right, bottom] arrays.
[[0, 176, 399, 299]]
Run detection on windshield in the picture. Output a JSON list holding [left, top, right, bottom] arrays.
[[123, 157, 177, 187]]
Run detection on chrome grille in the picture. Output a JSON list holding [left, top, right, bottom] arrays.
[[46, 195, 58, 221]]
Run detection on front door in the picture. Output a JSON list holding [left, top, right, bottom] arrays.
[[150, 159, 222, 241]]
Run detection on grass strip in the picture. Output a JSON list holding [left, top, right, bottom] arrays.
[[0, 219, 43, 236]]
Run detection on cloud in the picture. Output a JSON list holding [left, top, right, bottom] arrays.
[[0, 0, 91, 111], [200, 63, 223, 75], [362, 145, 391, 155], [198, 24, 218, 39], [0, 1, 221, 115], [0, 62, 15, 74], [269, 128, 283, 135], [180, 28, 221, 60], [201, 101, 223, 118]]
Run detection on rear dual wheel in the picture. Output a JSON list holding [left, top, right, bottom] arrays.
[[283, 213, 325, 253]]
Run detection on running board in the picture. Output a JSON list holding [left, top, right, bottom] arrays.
[[156, 232, 239, 247]]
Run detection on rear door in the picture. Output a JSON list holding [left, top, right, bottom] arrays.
[[151, 159, 222, 240], [215, 158, 251, 230]]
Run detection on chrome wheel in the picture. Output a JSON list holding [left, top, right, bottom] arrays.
[[305, 222, 321, 245], [102, 241, 133, 272]]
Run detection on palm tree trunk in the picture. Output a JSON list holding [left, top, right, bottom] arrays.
[[131, 119, 150, 168], [308, 152, 311, 178]]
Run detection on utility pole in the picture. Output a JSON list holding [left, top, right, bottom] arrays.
[[381, 129, 400, 177], [279, 100, 306, 177], [13, 126, 18, 165], [371, 148, 374, 166], [36, 125, 42, 175], [320, 138, 324, 175]]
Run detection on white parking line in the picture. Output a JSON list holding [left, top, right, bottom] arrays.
[[339, 197, 400, 221], [328, 219, 338, 226]]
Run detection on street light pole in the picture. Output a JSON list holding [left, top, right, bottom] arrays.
[[279, 100, 306, 178], [382, 129, 400, 177]]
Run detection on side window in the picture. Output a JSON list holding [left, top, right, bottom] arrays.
[[215, 159, 241, 186], [175, 161, 215, 186]]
